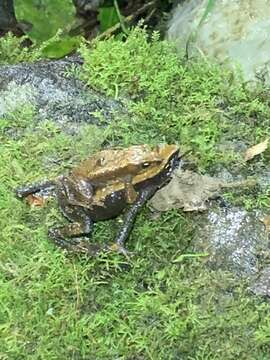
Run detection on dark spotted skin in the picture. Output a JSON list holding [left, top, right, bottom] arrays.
[[16, 152, 180, 256]]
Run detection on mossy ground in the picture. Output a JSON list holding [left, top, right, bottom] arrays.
[[1, 28, 270, 359]]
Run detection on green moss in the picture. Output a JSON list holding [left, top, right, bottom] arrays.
[[1, 28, 270, 359], [0, 33, 42, 65], [80, 27, 270, 170], [0, 31, 80, 64]]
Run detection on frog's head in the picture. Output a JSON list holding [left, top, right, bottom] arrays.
[[132, 144, 180, 185], [73, 144, 179, 181]]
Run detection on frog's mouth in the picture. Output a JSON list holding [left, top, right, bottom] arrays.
[[161, 149, 181, 181], [157, 144, 180, 170], [168, 150, 181, 172]]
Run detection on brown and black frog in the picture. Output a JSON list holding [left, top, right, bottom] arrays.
[[16, 144, 180, 256]]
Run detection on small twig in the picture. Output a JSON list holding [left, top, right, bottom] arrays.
[[73, 262, 81, 313], [144, 8, 156, 24], [95, 1, 156, 41], [221, 179, 257, 189]]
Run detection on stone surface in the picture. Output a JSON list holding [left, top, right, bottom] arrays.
[[149, 164, 270, 298], [250, 267, 270, 297], [168, 0, 270, 82], [0, 55, 123, 134], [194, 206, 270, 297]]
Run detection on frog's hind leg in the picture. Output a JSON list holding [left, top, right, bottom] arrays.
[[48, 205, 98, 254], [49, 223, 96, 254], [16, 180, 56, 198]]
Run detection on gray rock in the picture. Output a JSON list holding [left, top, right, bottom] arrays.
[[250, 267, 270, 297], [150, 165, 270, 297], [194, 206, 270, 296], [0, 55, 123, 134]]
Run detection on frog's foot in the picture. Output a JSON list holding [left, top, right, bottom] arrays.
[[49, 227, 106, 256], [107, 243, 133, 259], [72, 241, 105, 256], [48, 222, 92, 253], [48, 227, 131, 258], [65, 240, 132, 259], [48, 228, 85, 253]]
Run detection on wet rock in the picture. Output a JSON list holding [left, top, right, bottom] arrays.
[[250, 267, 270, 297], [257, 169, 270, 190], [168, 0, 270, 83], [0, 55, 124, 134], [194, 206, 270, 297]]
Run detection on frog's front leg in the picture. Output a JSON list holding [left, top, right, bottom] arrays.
[[124, 180, 138, 204], [111, 185, 158, 255]]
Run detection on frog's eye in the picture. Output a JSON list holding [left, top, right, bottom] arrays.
[[142, 162, 150, 168]]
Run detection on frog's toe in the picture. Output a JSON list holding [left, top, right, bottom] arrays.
[[49, 232, 104, 256], [74, 241, 105, 256], [48, 228, 79, 251], [48, 228, 64, 242], [108, 243, 133, 259], [73, 242, 133, 258]]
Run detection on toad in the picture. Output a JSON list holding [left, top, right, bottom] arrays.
[[16, 144, 180, 255]]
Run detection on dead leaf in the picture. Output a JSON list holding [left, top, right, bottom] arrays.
[[261, 215, 270, 232], [149, 169, 257, 213], [26, 194, 47, 207], [244, 139, 268, 161]]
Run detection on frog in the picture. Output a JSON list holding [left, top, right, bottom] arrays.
[[16, 144, 180, 256]]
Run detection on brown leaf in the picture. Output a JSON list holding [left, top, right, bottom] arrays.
[[244, 139, 268, 161], [26, 194, 47, 207], [261, 215, 270, 232]]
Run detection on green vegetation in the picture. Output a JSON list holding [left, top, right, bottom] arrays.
[[1, 27, 270, 359], [15, 0, 75, 42], [0, 33, 41, 64], [0, 1, 79, 62], [80, 28, 270, 171], [0, 31, 83, 63]]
